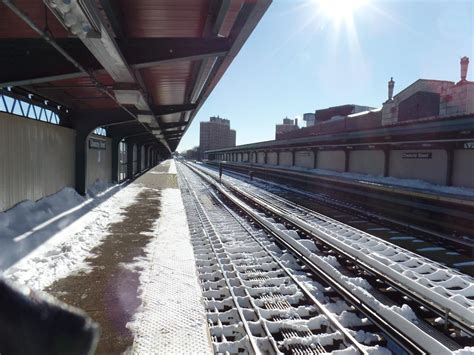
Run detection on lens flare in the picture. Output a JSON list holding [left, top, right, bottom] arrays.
[[317, 0, 369, 24]]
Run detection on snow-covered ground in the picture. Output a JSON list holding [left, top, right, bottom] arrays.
[[4, 183, 145, 290], [0, 181, 124, 271], [127, 187, 211, 354]]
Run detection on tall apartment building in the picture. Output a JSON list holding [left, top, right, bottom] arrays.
[[199, 116, 236, 159]]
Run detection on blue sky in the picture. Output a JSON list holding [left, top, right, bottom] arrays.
[[177, 0, 473, 151]]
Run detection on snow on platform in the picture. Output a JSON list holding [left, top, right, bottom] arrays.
[[128, 161, 212, 354], [3, 183, 144, 287], [3, 159, 212, 354]]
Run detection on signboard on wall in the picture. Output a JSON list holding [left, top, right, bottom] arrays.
[[402, 152, 432, 159], [464, 142, 474, 149], [89, 138, 106, 150]]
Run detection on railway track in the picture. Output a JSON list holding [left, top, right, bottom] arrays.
[[177, 162, 405, 354], [210, 162, 474, 254], [206, 162, 474, 276], [181, 160, 474, 354]]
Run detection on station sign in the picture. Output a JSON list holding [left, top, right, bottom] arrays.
[[89, 138, 106, 150], [464, 142, 474, 149], [402, 152, 432, 159]]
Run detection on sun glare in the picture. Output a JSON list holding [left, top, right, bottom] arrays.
[[316, 0, 369, 24]]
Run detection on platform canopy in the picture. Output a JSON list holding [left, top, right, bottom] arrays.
[[0, 0, 271, 152]]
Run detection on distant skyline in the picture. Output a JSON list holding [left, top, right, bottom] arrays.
[[177, 0, 474, 152]]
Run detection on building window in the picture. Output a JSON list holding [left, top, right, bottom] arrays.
[[0, 90, 61, 125]]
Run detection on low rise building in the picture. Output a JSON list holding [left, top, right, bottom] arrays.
[[382, 57, 473, 125], [275, 117, 299, 139]]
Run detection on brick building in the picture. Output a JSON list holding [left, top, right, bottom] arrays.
[[275, 117, 299, 139], [200, 116, 236, 159]]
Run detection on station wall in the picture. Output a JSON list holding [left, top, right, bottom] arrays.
[[86, 135, 113, 189], [317, 150, 345, 172], [453, 149, 474, 187], [216, 145, 474, 188], [0, 112, 75, 212], [279, 151, 293, 167], [251, 152, 257, 163], [389, 149, 447, 185], [267, 152, 278, 165], [295, 151, 314, 169], [349, 150, 385, 176]]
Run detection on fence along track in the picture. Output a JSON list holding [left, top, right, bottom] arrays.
[[177, 162, 391, 354]]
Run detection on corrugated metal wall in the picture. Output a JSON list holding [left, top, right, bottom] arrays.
[[0, 112, 75, 212], [267, 152, 278, 165], [317, 150, 345, 172], [86, 135, 112, 189], [295, 151, 314, 169], [349, 150, 385, 176], [389, 149, 447, 185], [453, 149, 474, 188], [279, 151, 293, 167]]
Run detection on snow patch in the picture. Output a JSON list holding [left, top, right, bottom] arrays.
[[4, 184, 145, 290]]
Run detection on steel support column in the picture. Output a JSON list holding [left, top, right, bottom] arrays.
[[383, 148, 390, 177], [445, 147, 454, 186], [75, 131, 89, 195], [291, 150, 296, 166], [276, 151, 280, 166], [111, 137, 121, 183], [126, 142, 134, 179], [344, 150, 350, 172], [313, 149, 318, 169], [136, 144, 142, 173], [144, 145, 149, 170]]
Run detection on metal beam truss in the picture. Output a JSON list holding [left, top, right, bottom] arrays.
[[0, 37, 230, 88], [0, 89, 60, 125]]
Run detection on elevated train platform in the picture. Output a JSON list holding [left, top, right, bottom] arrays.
[[2, 159, 474, 354], [1, 1, 474, 354]]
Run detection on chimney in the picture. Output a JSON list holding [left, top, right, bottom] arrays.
[[460, 56, 469, 82], [388, 77, 395, 101]]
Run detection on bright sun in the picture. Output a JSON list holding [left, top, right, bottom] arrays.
[[316, 0, 369, 24]]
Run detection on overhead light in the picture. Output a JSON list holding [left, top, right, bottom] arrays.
[[137, 113, 154, 124], [44, 0, 100, 39], [113, 89, 147, 110], [148, 120, 159, 128]]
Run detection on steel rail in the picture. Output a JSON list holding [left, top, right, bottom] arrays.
[[206, 181, 370, 354], [233, 186, 474, 337], [197, 162, 474, 338], [179, 162, 372, 354], [177, 163, 263, 355], [185, 161, 443, 354]]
